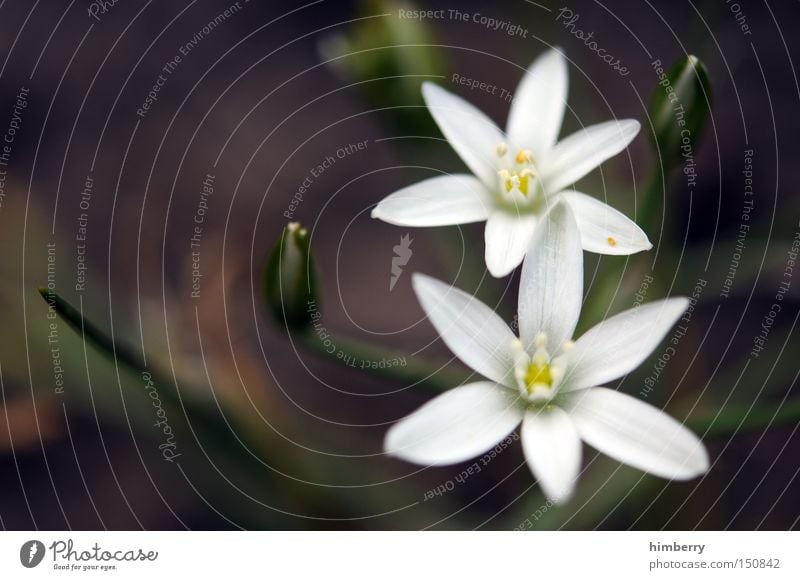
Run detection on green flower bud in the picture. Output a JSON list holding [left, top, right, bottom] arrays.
[[318, 0, 446, 134], [649, 55, 712, 166], [264, 222, 318, 332]]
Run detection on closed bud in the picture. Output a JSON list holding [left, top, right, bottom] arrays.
[[317, 0, 446, 134], [264, 222, 318, 331], [649, 55, 712, 166]]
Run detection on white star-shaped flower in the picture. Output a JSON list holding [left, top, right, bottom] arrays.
[[372, 48, 652, 277], [384, 203, 708, 502]]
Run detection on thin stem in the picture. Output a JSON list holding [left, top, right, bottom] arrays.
[[637, 162, 668, 235], [295, 329, 470, 393], [37, 289, 294, 477], [580, 165, 665, 332], [690, 398, 800, 437]]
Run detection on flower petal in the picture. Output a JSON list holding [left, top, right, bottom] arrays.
[[484, 210, 538, 278], [565, 387, 709, 479], [371, 174, 492, 227], [413, 273, 517, 387], [506, 48, 568, 160], [518, 202, 583, 351], [384, 381, 524, 465], [521, 405, 582, 502], [422, 82, 507, 188], [560, 190, 652, 255], [562, 298, 689, 392], [541, 119, 640, 194]]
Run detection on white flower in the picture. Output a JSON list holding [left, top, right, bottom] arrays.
[[372, 48, 652, 277], [383, 203, 708, 502]]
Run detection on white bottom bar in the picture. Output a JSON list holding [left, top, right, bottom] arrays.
[[0, 531, 796, 578]]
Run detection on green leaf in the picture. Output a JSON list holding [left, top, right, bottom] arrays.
[[264, 222, 318, 331], [37, 288, 273, 466], [318, 0, 446, 134], [38, 287, 145, 371], [649, 55, 712, 166]]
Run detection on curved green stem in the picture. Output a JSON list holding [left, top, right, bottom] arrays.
[[296, 328, 469, 393]]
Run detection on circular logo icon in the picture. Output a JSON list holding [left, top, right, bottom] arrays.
[[20, 540, 46, 568]]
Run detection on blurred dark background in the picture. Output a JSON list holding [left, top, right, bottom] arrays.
[[0, 0, 798, 530]]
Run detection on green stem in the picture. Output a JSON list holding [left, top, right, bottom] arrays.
[[689, 398, 800, 437], [637, 162, 667, 235], [581, 163, 667, 332], [39, 288, 220, 430], [296, 329, 470, 393], [39, 287, 147, 375], [39, 288, 288, 476]]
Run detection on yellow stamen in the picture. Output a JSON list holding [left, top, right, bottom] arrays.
[[607, 236, 617, 247], [518, 175, 529, 195], [515, 149, 535, 165], [525, 363, 553, 390], [496, 142, 508, 157], [498, 160, 537, 196]]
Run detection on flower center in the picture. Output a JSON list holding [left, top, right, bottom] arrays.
[[524, 363, 553, 391], [512, 332, 574, 403], [497, 143, 544, 211], [495, 143, 541, 201]]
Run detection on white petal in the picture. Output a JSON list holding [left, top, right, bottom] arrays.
[[518, 202, 583, 351], [484, 210, 538, 278], [384, 382, 523, 465], [521, 406, 582, 502], [563, 298, 689, 392], [422, 82, 507, 188], [371, 174, 492, 227], [560, 190, 652, 255], [413, 273, 517, 387], [506, 48, 568, 160], [541, 119, 640, 194], [566, 387, 709, 479]]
